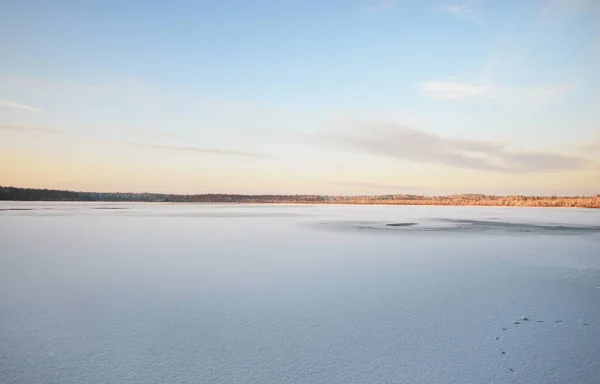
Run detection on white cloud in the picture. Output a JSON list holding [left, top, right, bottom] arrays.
[[125, 142, 276, 159], [420, 80, 491, 100], [0, 123, 55, 133], [120, 127, 181, 139], [578, 137, 600, 154], [322, 121, 592, 173], [0, 98, 44, 112], [419, 80, 574, 102], [541, 0, 598, 19], [478, 0, 599, 85], [438, 3, 485, 25], [365, 0, 395, 12]]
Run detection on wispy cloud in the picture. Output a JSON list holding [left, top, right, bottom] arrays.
[[438, 2, 485, 25], [577, 138, 600, 154], [0, 123, 56, 133], [125, 142, 276, 159], [477, 0, 598, 85], [0, 98, 44, 112], [322, 121, 592, 173], [120, 127, 181, 139], [419, 80, 574, 102], [1, 125, 274, 162], [540, 0, 599, 20], [365, 0, 395, 12]]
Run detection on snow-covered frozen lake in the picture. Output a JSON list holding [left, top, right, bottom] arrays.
[[1, 202, 600, 383]]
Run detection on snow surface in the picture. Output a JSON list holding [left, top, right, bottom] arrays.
[[1, 202, 599, 383]]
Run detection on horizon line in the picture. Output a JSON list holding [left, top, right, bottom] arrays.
[[1, 185, 599, 199]]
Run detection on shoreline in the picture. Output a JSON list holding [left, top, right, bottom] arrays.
[[2, 200, 599, 209], [2, 186, 599, 208]]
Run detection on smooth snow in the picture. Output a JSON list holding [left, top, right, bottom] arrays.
[[1, 202, 599, 383]]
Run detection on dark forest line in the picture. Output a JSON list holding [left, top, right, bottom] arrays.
[[2, 186, 599, 208]]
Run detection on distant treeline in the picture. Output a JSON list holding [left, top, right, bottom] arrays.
[[1, 186, 599, 208]]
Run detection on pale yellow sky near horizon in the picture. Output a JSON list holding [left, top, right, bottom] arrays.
[[1, 0, 600, 196], [2, 136, 599, 196]]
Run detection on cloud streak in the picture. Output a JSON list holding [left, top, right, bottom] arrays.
[[322, 121, 592, 173], [0, 98, 44, 112], [365, 0, 395, 12], [0, 124, 56, 133], [0, 122, 274, 160], [438, 3, 485, 24], [477, 0, 598, 85], [540, 0, 599, 20], [578, 139, 600, 154], [120, 127, 181, 139], [125, 142, 276, 159], [419, 80, 574, 102]]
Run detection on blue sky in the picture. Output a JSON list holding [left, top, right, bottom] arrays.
[[1, 0, 599, 195]]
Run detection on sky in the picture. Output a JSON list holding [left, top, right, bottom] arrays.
[[1, 0, 599, 196]]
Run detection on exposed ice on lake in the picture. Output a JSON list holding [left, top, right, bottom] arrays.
[[1, 202, 599, 383], [319, 218, 600, 235]]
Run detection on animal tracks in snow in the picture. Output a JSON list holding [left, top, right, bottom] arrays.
[[494, 316, 593, 375]]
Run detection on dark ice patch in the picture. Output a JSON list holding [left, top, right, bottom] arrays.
[[0, 208, 35, 211], [437, 219, 600, 234], [316, 218, 600, 236]]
